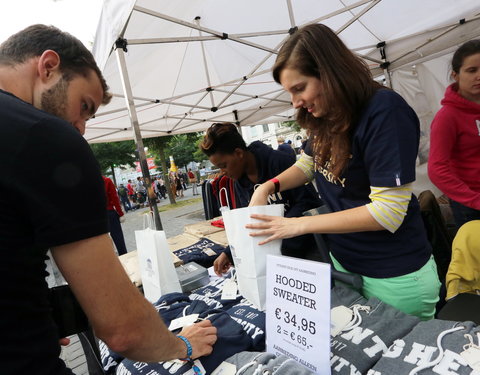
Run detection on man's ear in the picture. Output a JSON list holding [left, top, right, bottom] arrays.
[[37, 50, 61, 82]]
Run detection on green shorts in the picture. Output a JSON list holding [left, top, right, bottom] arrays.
[[331, 255, 441, 320]]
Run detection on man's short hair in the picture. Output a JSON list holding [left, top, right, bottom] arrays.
[[200, 123, 247, 156], [277, 137, 285, 143], [0, 24, 111, 105]]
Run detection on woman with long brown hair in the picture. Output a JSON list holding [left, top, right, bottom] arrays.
[[248, 24, 440, 320]]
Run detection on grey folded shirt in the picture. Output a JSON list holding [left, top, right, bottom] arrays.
[[330, 286, 420, 375], [370, 320, 479, 375]]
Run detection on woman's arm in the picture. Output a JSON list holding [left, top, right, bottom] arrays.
[[249, 164, 309, 206], [247, 205, 383, 245]]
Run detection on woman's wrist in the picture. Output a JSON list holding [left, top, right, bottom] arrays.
[[269, 178, 280, 193], [262, 180, 276, 195], [297, 216, 310, 236]]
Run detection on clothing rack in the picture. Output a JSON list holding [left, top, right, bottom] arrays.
[[201, 175, 237, 219]]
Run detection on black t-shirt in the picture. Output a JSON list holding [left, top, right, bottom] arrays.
[[0, 90, 108, 374]]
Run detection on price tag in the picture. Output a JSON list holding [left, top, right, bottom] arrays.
[[211, 361, 237, 375], [168, 314, 199, 331], [461, 347, 480, 371], [203, 248, 217, 256], [331, 305, 353, 337], [221, 279, 238, 300], [266, 255, 331, 374]]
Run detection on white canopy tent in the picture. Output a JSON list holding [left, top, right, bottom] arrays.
[[86, 0, 479, 228], [86, 0, 480, 144]]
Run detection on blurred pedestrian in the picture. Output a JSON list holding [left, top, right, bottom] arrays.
[[175, 173, 184, 198], [188, 168, 199, 195], [103, 176, 127, 255], [118, 183, 132, 212]]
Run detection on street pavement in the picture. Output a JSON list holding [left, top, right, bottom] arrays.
[[120, 185, 205, 252]]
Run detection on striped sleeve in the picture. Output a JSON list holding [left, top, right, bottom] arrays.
[[366, 184, 413, 233], [294, 152, 315, 182]]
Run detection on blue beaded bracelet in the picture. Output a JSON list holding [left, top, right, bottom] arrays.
[[177, 335, 193, 359]]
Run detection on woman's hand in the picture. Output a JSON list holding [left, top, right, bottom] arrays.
[[246, 215, 305, 245], [249, 183, 271, 207]]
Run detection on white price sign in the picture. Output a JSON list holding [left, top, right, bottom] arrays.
[[266, 255, 331, 374]]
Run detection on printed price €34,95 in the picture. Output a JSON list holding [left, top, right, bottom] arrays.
[[275, 308, 316, 334]]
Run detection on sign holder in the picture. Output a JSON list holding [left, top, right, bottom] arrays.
[[266, 255, 331, 374]]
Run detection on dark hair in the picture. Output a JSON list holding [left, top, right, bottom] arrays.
[[200, 123, 247, 156], [452, 39, 480, 74], [0, 24, 111, 105], [273, 24, 380, 176]]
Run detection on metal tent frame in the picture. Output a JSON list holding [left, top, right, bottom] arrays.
[[87, 0, 480, 228]]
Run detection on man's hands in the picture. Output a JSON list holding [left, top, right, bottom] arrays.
[[178, 320, 217, 359], [213, 252, 232, 276]]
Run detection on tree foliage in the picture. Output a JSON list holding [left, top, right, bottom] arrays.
[[193, 137, 207, 162], [168, 133, 204, 169], [145, 134, 201, 204], [144, 136, 171, 174], [281, 120, 301, 132], [145, 133, 204, 171], [90, 140, 136, 178], [89, 133, 205, 184]]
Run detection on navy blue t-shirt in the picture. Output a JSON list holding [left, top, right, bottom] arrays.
[[189, 271, 243, 310], [234, 141, 322, 256], [306, 89, 430, 278], [277, 142, 297, 159], [235, 141, 320, 217], [173, 238, 226, 268], [115, 299, 266, 375]]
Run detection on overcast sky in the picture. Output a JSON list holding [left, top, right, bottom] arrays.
[[0, 0, 103, 49]]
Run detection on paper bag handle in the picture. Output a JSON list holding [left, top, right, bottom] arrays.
[[142, 212, 154, 229], [219, 187, 230, 211]]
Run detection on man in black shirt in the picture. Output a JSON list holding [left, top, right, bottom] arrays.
[[0, 25, 216, 374]]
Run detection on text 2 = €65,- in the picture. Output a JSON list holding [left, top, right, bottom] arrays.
[[275, 308, 316, 348]]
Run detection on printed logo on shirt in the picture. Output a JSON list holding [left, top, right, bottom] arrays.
[[253, 184, 291, 210], [476, 120, 480, 136], [313, 158, 346, 187]]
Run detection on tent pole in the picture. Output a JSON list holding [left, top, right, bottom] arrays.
[[383, 68, 392, 88], [114, 39, 163, 230], [377, 41, 392, 88]]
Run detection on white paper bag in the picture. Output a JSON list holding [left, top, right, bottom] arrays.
[[222, 204, 283, 310], [135, 227, 182, 303]]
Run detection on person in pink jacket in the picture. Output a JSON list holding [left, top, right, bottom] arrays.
[[428, 40, 480, 229]]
